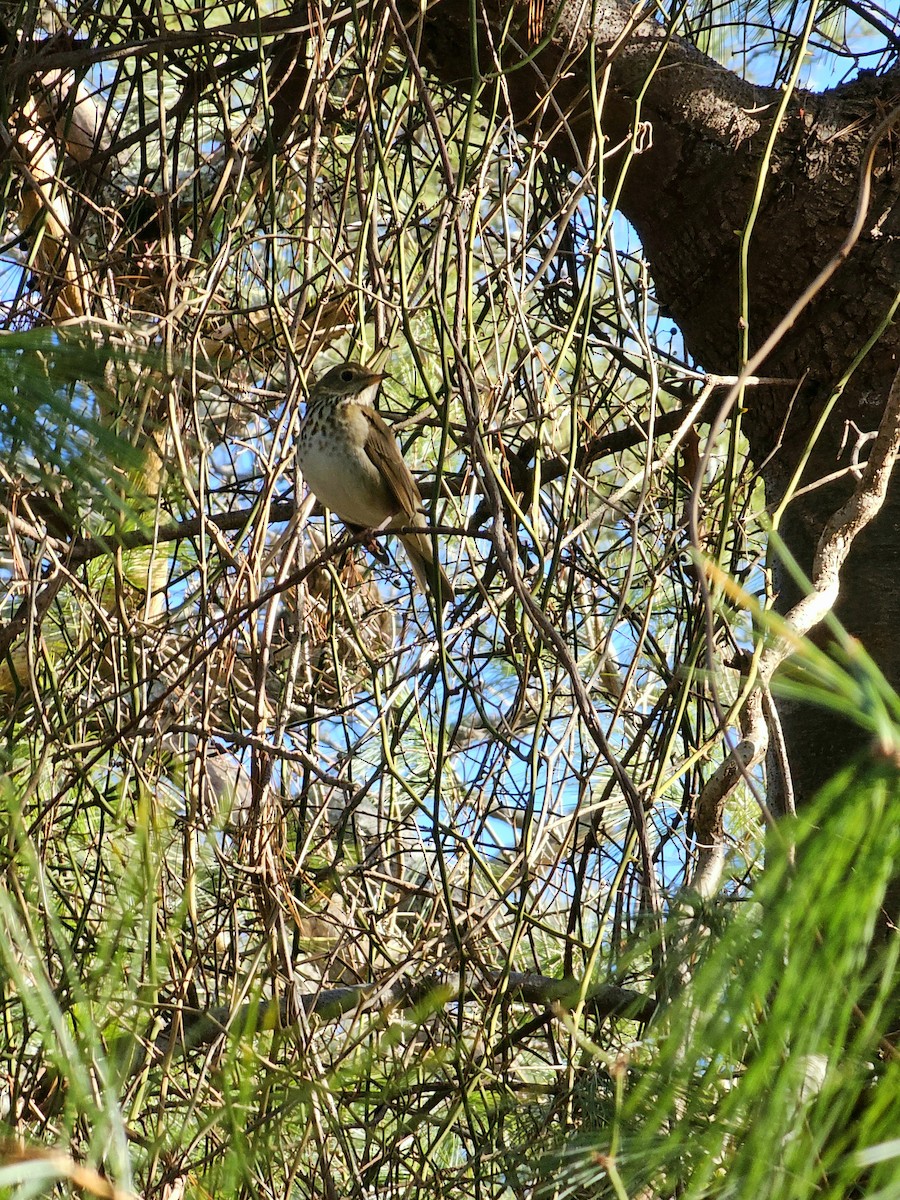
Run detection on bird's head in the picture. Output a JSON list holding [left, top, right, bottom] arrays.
[[313, 361, 386, 405]]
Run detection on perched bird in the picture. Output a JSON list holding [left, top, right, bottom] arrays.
[[297, 361, 454, 606]]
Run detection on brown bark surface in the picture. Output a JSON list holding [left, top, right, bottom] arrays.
[[401, 0, 900, 801], [403, 0, 900, 455]]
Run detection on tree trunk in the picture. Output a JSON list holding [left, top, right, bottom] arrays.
[[403, 0, 900, 806]]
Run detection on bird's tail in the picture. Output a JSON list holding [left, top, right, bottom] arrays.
[[399, 532, 455, 607]]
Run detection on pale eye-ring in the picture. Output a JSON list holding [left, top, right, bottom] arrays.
[[340, 367, 355, 383]]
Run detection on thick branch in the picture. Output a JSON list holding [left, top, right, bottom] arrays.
[[687, 366, 900, 894], [155, 969, 655, 1057], [399, 0, 900, 462], [765, 367, 900, 659]]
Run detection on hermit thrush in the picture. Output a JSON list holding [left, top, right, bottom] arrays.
[[297, 361, 454, 606]]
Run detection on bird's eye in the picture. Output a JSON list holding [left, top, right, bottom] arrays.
[[340, 368, 355, 383]]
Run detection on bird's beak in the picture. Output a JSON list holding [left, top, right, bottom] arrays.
[[354, 371, 387, 394]]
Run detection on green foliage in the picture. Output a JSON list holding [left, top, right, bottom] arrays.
[[527, 591, 900, 1196], [0, 327, 151, 529], [0, 641, 898, 1198], [0, 0, 897, 1197]]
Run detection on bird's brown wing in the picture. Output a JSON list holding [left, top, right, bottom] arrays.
[[361, 406, 424, 520]]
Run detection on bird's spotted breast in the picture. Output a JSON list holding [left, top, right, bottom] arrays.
[[298, 397, 396, 527]]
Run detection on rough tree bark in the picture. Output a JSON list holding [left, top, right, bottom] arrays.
[[398, 0, 900, 809]]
